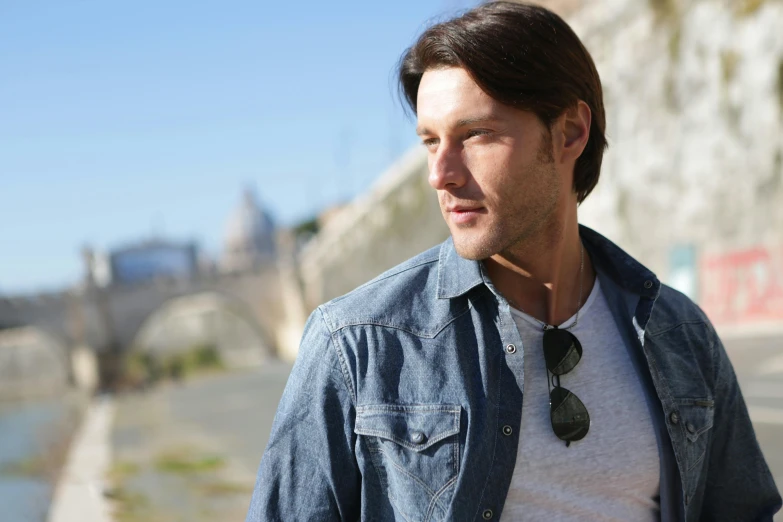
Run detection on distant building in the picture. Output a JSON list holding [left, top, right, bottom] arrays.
[[221, 188, 276, 272], [77, 187, 277, 288], [82, 248, 113, 287], [109, 239, 199, 285]]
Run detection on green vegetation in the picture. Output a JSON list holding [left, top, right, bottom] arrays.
[[664, 75, 679, 111], [668, 24, 682, 61], [717, 50, 743, 133], [648, 0, 678, 21], [106, 450, 233, 520], [734, 0, 768, 17], [777, 59, 783, 115], [122, 351, 157, 388], [720, 50, 740, 85], [104, 486, 155, 522], [196, 480, 255, 496], [0, 402, 82, 483], [189, 344, 222, 369], [154, 451, 225, 475], [120, 344, 224, 389], [0, 457, 45, 478], [108, 461, 140, 482], [760, 149, 783, 195], [293, 216, 319, 238], [648, 0, 684, 112]]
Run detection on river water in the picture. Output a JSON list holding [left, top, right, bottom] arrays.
[[0, 395, 84, 522]]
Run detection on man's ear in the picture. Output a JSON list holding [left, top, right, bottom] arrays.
[[557, 100, 591, 164]]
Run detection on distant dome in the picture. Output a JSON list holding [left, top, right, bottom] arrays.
[[221, 188, 276, 272]]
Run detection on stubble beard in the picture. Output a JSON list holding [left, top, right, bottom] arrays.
[[449, 142, 560, 261]]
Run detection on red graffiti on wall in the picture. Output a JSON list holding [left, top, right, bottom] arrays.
[[700, 246, 783, 325]]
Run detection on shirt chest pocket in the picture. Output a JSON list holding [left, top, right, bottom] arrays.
[[355, 404, 461, 522]]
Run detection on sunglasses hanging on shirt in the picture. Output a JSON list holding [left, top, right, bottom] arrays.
[[543, 326, 590, 446], [516, 243, 591, 447]]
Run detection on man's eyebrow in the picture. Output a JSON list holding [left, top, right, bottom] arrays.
[[416, 116, 502, 136], [454, 115, 501, 127]]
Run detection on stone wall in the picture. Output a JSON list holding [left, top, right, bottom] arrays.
[[568, 0, 783, 326], [298, 147, 449, 311]]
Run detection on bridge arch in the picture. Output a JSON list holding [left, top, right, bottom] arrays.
[[128, 291, 274, 369]]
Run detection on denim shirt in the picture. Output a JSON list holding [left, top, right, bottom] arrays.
[[247, 225, 781, 522]]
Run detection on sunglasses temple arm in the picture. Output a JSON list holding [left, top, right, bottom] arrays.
[[549, 373, 572, 448]]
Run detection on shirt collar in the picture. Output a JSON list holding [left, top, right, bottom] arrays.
[[579, 224, 660, 300], [436, 236, 485, 299], [435, 224, 660, 301]]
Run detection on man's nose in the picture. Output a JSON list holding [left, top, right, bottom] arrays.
[[428, 145, 468, 191]]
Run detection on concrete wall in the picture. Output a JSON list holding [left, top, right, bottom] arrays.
[[298, 147, 449, 310]]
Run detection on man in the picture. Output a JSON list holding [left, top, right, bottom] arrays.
[[247, 2, 781, 521]]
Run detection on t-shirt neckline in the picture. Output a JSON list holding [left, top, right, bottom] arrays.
[[509, 277, 602, 331]]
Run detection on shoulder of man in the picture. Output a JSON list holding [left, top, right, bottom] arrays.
[[646, 283, 713, 336], [317, 240, 464, 337], [644, 283, 726, 388]]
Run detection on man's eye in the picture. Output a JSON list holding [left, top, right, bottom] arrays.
[[421, 138, 439, 149], [466, 129, 490, 139]]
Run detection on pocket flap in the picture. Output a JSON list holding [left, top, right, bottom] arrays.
[[675, 398, 715, 442], [355, 404, 461, 452]]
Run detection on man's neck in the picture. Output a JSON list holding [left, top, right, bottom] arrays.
[[484, 216, 596, 327]]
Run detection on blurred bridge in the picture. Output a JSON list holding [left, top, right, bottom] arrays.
[[1, 268, 281, 352], [0, 262, 286, 396]]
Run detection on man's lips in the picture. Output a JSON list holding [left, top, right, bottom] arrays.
[[446, 205, 483, 212], [447, 206, 486, 224]]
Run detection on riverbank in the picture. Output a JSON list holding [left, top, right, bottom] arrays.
[[107, 362, 291, 522], [0, 392, 87, 522]]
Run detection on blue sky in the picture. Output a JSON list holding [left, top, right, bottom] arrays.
[[0, 0, 476, 294]]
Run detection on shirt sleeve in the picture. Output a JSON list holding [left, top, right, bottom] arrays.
[[700, 327, 782, 521], [245, 307, 360, 522]]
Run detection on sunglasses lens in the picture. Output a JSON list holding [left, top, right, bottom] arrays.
[[550, 386, 590, 442], [543, 328, 582, 375]]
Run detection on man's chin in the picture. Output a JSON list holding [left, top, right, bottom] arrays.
[[451, 233, 498, 261]]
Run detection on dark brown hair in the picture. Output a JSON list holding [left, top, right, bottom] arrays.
[[398, 1, 607, 203]]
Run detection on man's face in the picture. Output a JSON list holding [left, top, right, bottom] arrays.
[[416, 67, 563, 260]]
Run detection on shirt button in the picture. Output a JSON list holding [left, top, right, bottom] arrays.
[[669, 412, 679, 425], [505, 344, 517, 354], [410, 431, 426, 444], [644, 280, 653, 289], [502, 425, 513, 436], [686, 422, 696, 434], [482, 509, 494, 520]]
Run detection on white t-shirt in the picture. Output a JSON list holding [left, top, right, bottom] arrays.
[[501, 279, 661, 521]]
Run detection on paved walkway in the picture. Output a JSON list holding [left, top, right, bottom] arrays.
[[48, 395, 115, 522], [108, 362, 292, 522], [723, 332, 783, 521]]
